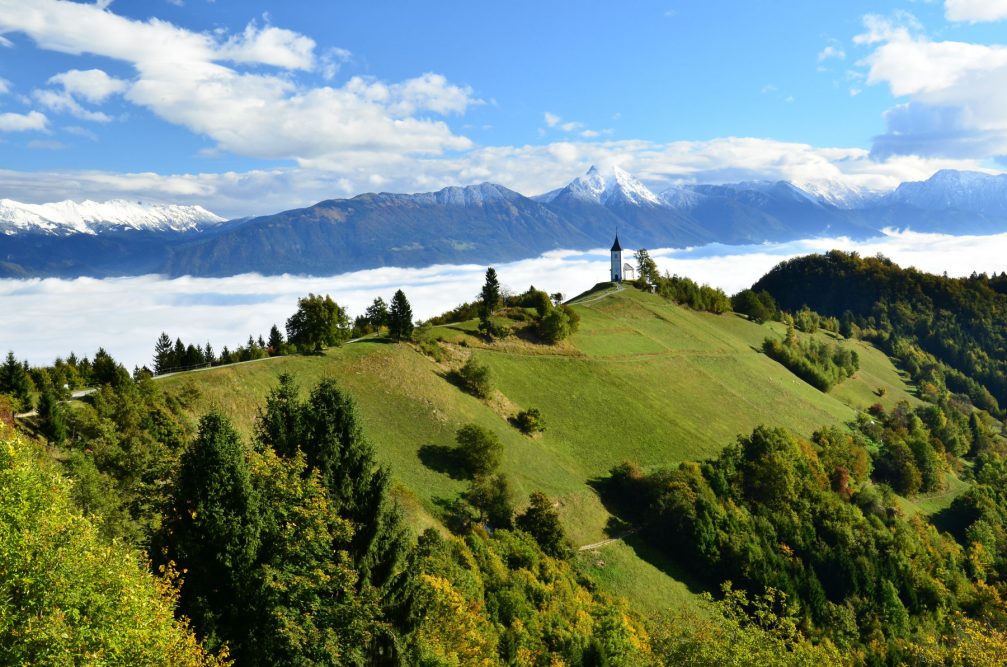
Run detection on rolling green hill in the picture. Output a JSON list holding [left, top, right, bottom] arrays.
[[157, 284, 920, 615]]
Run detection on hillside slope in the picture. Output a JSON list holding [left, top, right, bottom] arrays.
[[157, 286, 917, 613]]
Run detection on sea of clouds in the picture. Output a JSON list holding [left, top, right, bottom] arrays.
[[2, 229, 1005, 370]]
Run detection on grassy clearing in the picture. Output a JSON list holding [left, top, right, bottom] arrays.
[[157, 285, 919, 617]]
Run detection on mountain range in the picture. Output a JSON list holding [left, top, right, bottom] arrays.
[[3, 166, 1007, 278]]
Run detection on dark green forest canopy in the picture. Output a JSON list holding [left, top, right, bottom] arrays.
[[753, 251, 1007, 413]]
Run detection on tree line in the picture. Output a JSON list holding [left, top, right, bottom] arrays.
[[151, 289, 416, 376]]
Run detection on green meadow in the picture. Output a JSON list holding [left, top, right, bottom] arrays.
[[157, 284, 924, 614]]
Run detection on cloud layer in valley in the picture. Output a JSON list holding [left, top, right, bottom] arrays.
[[3, 229, 1006, 370]]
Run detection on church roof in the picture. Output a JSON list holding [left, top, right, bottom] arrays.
[[610, 235, 622, 252]]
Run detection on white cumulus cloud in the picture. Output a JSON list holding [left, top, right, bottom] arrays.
[[946, 0, 1007, 22], [0, 0, 476, 165], [0, 110, 47, 132], [47, 68, 128, 103], [855, 12, 1007, 158]]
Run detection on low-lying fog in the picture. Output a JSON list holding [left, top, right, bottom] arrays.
[[2, 229, 1004, 370]]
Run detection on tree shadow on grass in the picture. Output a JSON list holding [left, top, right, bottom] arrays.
[[418, 443, 469, 480], [586, 474, 710, 597]]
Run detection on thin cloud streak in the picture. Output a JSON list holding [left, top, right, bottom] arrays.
[[2, 229, 1006, 369]]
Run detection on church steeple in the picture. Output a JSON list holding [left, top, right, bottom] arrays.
[[610, 233, 623, 282]]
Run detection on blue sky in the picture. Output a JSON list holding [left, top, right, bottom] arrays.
[[1, 0, 1007, 216]]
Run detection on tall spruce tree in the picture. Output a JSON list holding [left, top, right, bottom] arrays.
[[37, 387, 68, 444], [153, 332, 173, 374], [255, 377, 408, 590], [387, 290, 414, 342], [164, 412, 262, 655], [254, 373, 303, 458], [0, 352, 32, 413], [478, 267, 501, 337], [267, 324, 284, 356]]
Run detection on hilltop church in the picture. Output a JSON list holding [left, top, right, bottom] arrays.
[[610, 234, 635, 282]]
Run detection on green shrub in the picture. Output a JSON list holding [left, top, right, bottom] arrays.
[[762, 334, 859, 391], [455, 423, 503, 477], [514, 407, 546, 434], [457, 357, 493, 398]]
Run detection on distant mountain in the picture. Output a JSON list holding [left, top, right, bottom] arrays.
[[2, 168, 1007, 278], [0, 199, 224, 236], [162, 183, 596, 277]]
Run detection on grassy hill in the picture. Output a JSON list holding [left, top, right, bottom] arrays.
[[157, 284, 920, 616]]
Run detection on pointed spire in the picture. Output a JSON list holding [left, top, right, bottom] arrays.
[[610, 231, 622, 252]]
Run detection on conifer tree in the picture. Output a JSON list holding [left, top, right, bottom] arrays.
[[254, 373, 303, 458], [0, 351, 32, 413], [267, 325, 284, 356], [516, 491, 571, 558], [153, 332, 173, 374], [388, 290, 414, 342], [478, 268, 501, 337], [37, 386, 68, 444], [164, 412, 262, 655], [256, 377, 408, 590]]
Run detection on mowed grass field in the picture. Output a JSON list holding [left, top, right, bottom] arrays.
[[157, 285, 919, 616]]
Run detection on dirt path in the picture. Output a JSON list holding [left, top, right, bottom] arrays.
[[569, 282, 624, 307], [577, 527, 640, 552]]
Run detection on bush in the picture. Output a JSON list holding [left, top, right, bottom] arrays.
[[457, 357, 493, 398], [732, 289, 779, 323], [762, 334, 859, 391], [418, 340, 444, 363], [516, 491, 570, 558], [537, 305, 580, 344], [514, 407, 545, 434], [455, 424, 503, 477]]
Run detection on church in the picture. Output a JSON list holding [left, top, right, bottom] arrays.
[[609, 234, 635, 282]]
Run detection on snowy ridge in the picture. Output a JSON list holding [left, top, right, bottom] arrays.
[[798, 180, 884, 209], [886, 170, 1007, 213], [0, 198, 226, 235], [556, 165, 662, 207]]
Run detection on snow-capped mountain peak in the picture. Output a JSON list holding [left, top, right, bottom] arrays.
[[0, 198, 226, 235], [886, 169, 1007, 214], [558, 164, 662, 207]]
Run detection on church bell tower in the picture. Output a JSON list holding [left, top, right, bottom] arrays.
[[610, 234, 623, 282]]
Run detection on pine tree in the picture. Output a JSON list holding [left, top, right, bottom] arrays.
[[153, 332, 173, 374], [267, 325, 284, 356], [37, 386, 68, 444], [254, 373, 303, 458], [164, 412, 262, 656], [479, 267, 501, 338], [173, 338, 185, 369], [388, 290, 414, 342], [257, 377, 408, 590], [0, 352, 32, 413]]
